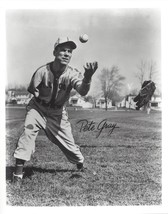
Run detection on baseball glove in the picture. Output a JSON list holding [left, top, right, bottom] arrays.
[[133, 80, 156, 110]]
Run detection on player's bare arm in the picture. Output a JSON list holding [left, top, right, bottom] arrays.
[[73, 62, 98, 96]]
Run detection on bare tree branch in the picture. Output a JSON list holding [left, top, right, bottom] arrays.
[[99, 66, 125, 110], [135, 59, 158, 86], [148, 60, 157, 81], [135, 59, 147, 86]]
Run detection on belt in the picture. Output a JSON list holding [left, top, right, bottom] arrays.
[[35, 97, 62, 109]]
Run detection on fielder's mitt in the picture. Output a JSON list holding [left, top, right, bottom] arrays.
[[133, 80, 156, 110]]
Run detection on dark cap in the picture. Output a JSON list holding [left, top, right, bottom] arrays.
[[54, 37, 77, 50]]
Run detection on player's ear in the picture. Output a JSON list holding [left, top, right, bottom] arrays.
[[53, 47, 58, 56]]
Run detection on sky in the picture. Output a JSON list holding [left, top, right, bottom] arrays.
[[5, 8, 161, 95]]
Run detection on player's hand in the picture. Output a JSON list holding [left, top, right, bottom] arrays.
[[83, 61, 98, 81]]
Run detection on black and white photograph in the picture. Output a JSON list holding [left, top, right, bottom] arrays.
[[1, 0, 168, 213]]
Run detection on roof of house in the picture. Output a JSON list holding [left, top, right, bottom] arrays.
[[70, 94, 84, 101], [14, 91, 29, 96], [97, 97, 110, 101]]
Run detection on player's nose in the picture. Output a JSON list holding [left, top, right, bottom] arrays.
[[64, 50, 71, 56]]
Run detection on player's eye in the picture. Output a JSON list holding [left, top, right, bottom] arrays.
[[64, 49, 72, 53], [61, 48, 72, 54]]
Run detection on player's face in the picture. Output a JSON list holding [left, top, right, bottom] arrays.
[[54, 44, 73, 65]]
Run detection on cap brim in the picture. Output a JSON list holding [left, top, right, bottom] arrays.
[[58, 41, 77, 49]]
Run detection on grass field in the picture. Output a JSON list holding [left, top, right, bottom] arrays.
[[6, 107, 162, 206]]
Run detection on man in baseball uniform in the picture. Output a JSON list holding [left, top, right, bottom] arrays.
[[13, 37, 98, 183]]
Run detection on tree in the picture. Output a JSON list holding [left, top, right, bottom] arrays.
[[84, 95, 93, 103], [135, 59, 159, 113], [135, 60, 147, 87], [129, 88, 139, 96], [83, 95, 98, 108], [135, 59, 158, 87], [148, 60, 158, 81], [88, 76, 103, 108], [99, 66, 125, 110]]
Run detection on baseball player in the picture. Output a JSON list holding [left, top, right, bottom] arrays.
[[13, 37, 98, 183]]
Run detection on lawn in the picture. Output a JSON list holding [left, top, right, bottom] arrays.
[[6, 107, 162, 206]]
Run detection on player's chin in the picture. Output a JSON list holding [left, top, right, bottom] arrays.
[[60, 60, 70, 65]]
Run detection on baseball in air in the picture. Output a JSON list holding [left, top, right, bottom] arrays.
[[79, 34, 89, 43]]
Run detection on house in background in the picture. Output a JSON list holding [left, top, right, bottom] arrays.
[[69, 95, 93, 109], [15, 91, 33, 104], [95, 97, 113, 109], [116, 94, 136, 109], [6, 89, 33, 105], [116, 94, 162, 110], [151, 95, 162, 109], [6, 90, 17, 104]]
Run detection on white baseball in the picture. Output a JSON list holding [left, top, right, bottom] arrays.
[[93, 171, 97, 175], [79, 34, 89, 43]]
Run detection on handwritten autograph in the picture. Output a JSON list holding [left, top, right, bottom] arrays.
[[76, 119, 119, 138]]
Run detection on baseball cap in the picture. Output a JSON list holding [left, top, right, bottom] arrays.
[[54, 37, 77, 50]]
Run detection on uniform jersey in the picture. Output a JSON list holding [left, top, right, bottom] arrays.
[[28, 62, 91, 108]]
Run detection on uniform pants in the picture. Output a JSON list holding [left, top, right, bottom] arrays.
[[14, 99, 84, 164]]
